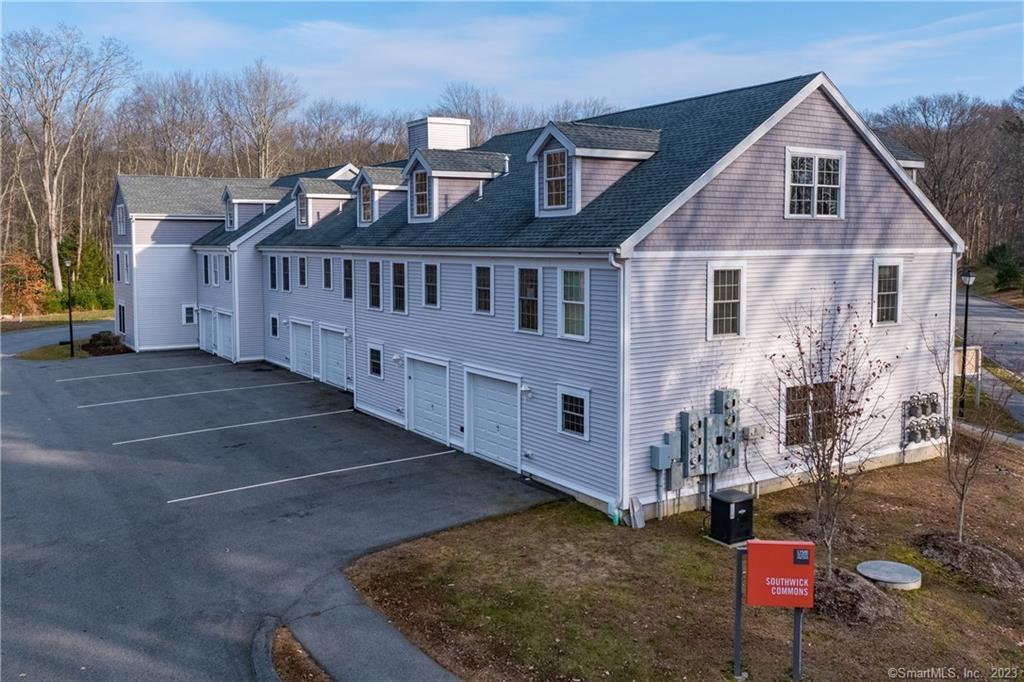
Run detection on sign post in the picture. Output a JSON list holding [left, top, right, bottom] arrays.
[[733, 539, 815, 680]]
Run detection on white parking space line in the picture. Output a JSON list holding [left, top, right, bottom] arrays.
[[166, 449, 457, 504], [112, 409, 354, 446], [57, 363, 234, 383], [78, 380, 313, 408]]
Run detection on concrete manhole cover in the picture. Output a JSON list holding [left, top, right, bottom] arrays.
[[856, 560, 922, 590]]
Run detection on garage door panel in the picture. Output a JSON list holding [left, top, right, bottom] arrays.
[[322, 329, 347, 389], [409, 359, 447, 443], [200, 309, 215, 354], [216, 312, 234, 361], [469, 374, 518, 469], [291, 322, 313, 377]]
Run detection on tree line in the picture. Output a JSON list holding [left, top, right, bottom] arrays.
[[2, 23, 1021, 314]]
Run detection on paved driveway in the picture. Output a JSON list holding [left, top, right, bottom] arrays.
[[2, 341, 557, 680], [958, 294, 1024, 372]]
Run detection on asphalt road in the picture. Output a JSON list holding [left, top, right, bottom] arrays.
[[957, 293, 1024, 372], [1, 337, 556, 680]]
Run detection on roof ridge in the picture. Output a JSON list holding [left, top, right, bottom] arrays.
[[423, 148, 508, 156], [557, 121, 661, 132]]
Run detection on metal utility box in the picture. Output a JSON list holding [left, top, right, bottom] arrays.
[[710, 489, 754, 545], [714, 389, 740, 418], [650, 443, 672, 471], [679, 411, 706, 478], [703, 413, 725, 475], [667, 460, 685, 491], [717, 427, 740, 471]]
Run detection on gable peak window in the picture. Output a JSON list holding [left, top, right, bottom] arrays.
[[413, 171, 429, 217], [786, 148, 845, 218], [360, 184, 373, 223], [544, 149, 567, 209]]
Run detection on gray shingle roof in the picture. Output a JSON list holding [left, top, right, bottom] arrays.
[[227, 181, 291, 202], [361, 166, 406, 186], [298, 177, 353, 195], [415, 148, 508, 174], [552, 121, 661, 152], [873, 130, 924, 163], [259, 74, 819, 251], [194, 195, 294, 247]]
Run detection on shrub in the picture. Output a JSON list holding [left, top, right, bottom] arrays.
[[984, 244, 1016, 267], [994, 258, 1022, 290], [2, 251, 51, 315]]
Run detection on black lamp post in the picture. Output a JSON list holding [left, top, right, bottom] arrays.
[[958, 267, 976, 418], [65, 258, 74, 358]]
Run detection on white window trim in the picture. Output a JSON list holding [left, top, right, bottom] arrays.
[[181, 304, 197, 325], [784, 146, 846, 220], [212, 254, 220, 287], [226, 204, 235, 231], [514, 265, 543, 335], [115, 252, 122, 283], [871, 257, 903, 326], [535, 150, 581, 218], [557, 267, 590, 341], [116, 302, 127, 334], [706, 261, 747, 341], [543, 148, 569, 210], [411, 170, 429, 218], [269, 314, 279, 338], [202, 254, 209, 286], [557, 384, 591, 441], [297, 195, 309, 228], [473, 265, 494, 316], [391, 261, 408, 315], [223, 254, 231, 283], [322, 257, 333, 290], [269, 256, 278, 291], [298, 256, 307, 288], [342, 258, 354, 300], [281, 255, 291, 292], [421, 262, 441, 308], [358, 184, 375, 226], [116, 205, 127, 235], [123, 251, 130, 284], [367, 342, 384, 380], [367, 260, 382, 310]]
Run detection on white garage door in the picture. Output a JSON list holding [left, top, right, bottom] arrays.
[[291, 321, 313, 377], [199, 308, 215, 353], [321, 329, 347, 389], [468, 373, 519, 469], [408, 359, 448, 443], [216, 311, 234, 361]]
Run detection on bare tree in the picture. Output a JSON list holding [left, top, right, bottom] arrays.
[[1, 24, 133, 291], [755, 297, 895, 574]]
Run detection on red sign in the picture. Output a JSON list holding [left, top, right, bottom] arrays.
[[745, 539, 815, 608]]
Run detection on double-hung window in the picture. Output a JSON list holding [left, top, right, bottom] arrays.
[[708, 265, 744, 337], [116, 205, 126, 235], [117, 304, 127, 334], [269, 315, 279, 338], [785, 382, 836, 446], [298, 256, 307, 287], [223, 255, 231, 283], [226, 205, 234, 230], [474, 265, 492, 314], [116, 252, 122, 283], [413, 171, 429, 217], [423, 263, 439, 308], [201, 255, 208, 286], [559, 268, 588, 340], [123, 252, 130, 284], [360, 185, 373, 223], [558, 386, 590, 440], [343, 259, 353, 299], [368, 343, 383, 378], [786, 148, 845, 218], [322, 258, 333, 290], [873, 259, 902, 325], [282, 256, 291, 292], [368, 261, 381, 309], [544, 149, 567, 209], [392, 262, 406, 313], [212, 255, 219, 286], [297, 197, 308, 226], [182, 305, 196, 325], [269, 256, 278, 290], [517, 267, 541, 333]]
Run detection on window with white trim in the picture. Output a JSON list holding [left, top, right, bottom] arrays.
[[558, 385, 590, 440], [115, 252, 122, 283], [223, 255, 230, 283], [117, 304, 127, 334], [786, 148, 844, 218], [297, 195, 308, 225], [202, 254, 209, 285], [343, 259, 353, 299], [474, 265, 492, 314], [360, 184, 373, 223], [391, 262, 406, 313], [544, 149, 567, 209], [269, 256, 278, 290], [226, 204, 234, 230], [298, 256, 307, 287], [123, 251, 130, 284], [413, 171, 428, 217], [269, 315, 279, 338], [368, 343, 383, 378], [282, 256, 291, 291], [423, 263, 439, 308], [785, 382, 835, 446], [874, 260, 901, 324], [182, 305, 196, 325], [559, 269, 588, 339], [711, 267, 742, 336], [116, 205, 126, 235], [517, 267, 541, 333], [368, 261, 381, 309], [212, 254, 219, 286], [322, 258, 333, 290]]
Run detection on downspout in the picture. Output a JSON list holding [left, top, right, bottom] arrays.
[[608, 250, 630, 520], [229, 244, 239, 363]]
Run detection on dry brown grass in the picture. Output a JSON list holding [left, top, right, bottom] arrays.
[[349, 445, 1024, 681], [272, 625, 331, 682]]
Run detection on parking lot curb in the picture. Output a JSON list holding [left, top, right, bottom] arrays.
[[251, 615, 282, 682]]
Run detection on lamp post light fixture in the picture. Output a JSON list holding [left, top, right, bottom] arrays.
[[65, 258, 74, 358], [957, 267, 976, 418]]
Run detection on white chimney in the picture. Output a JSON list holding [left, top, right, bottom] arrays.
[[407, 117, 471, 152]]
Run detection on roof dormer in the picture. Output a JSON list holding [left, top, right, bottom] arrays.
[[352, 166, 406, 227], [402, 148, 507, 223], [527, 121, 660, 217], [291, 177, 352, 229]]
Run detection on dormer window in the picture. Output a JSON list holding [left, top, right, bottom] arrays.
[[360, 184, 373, 223], [413, 171, 429, 217], [297, 196, 308, 226], [544, 150, 567, 209], [226, 204, 234, 230]]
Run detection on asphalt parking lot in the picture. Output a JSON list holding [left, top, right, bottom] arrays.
[[2, 339, 557, 680]]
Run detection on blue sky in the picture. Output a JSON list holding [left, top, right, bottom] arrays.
[[3, 2, 1021, 115]]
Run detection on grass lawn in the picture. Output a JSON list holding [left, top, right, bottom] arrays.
[[961, 265, 1024, 310], [17, 340, 94, 361], [349, 445, 1024, 681], [955, 377, 1024, 433], [1, 309, 113, 333]]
